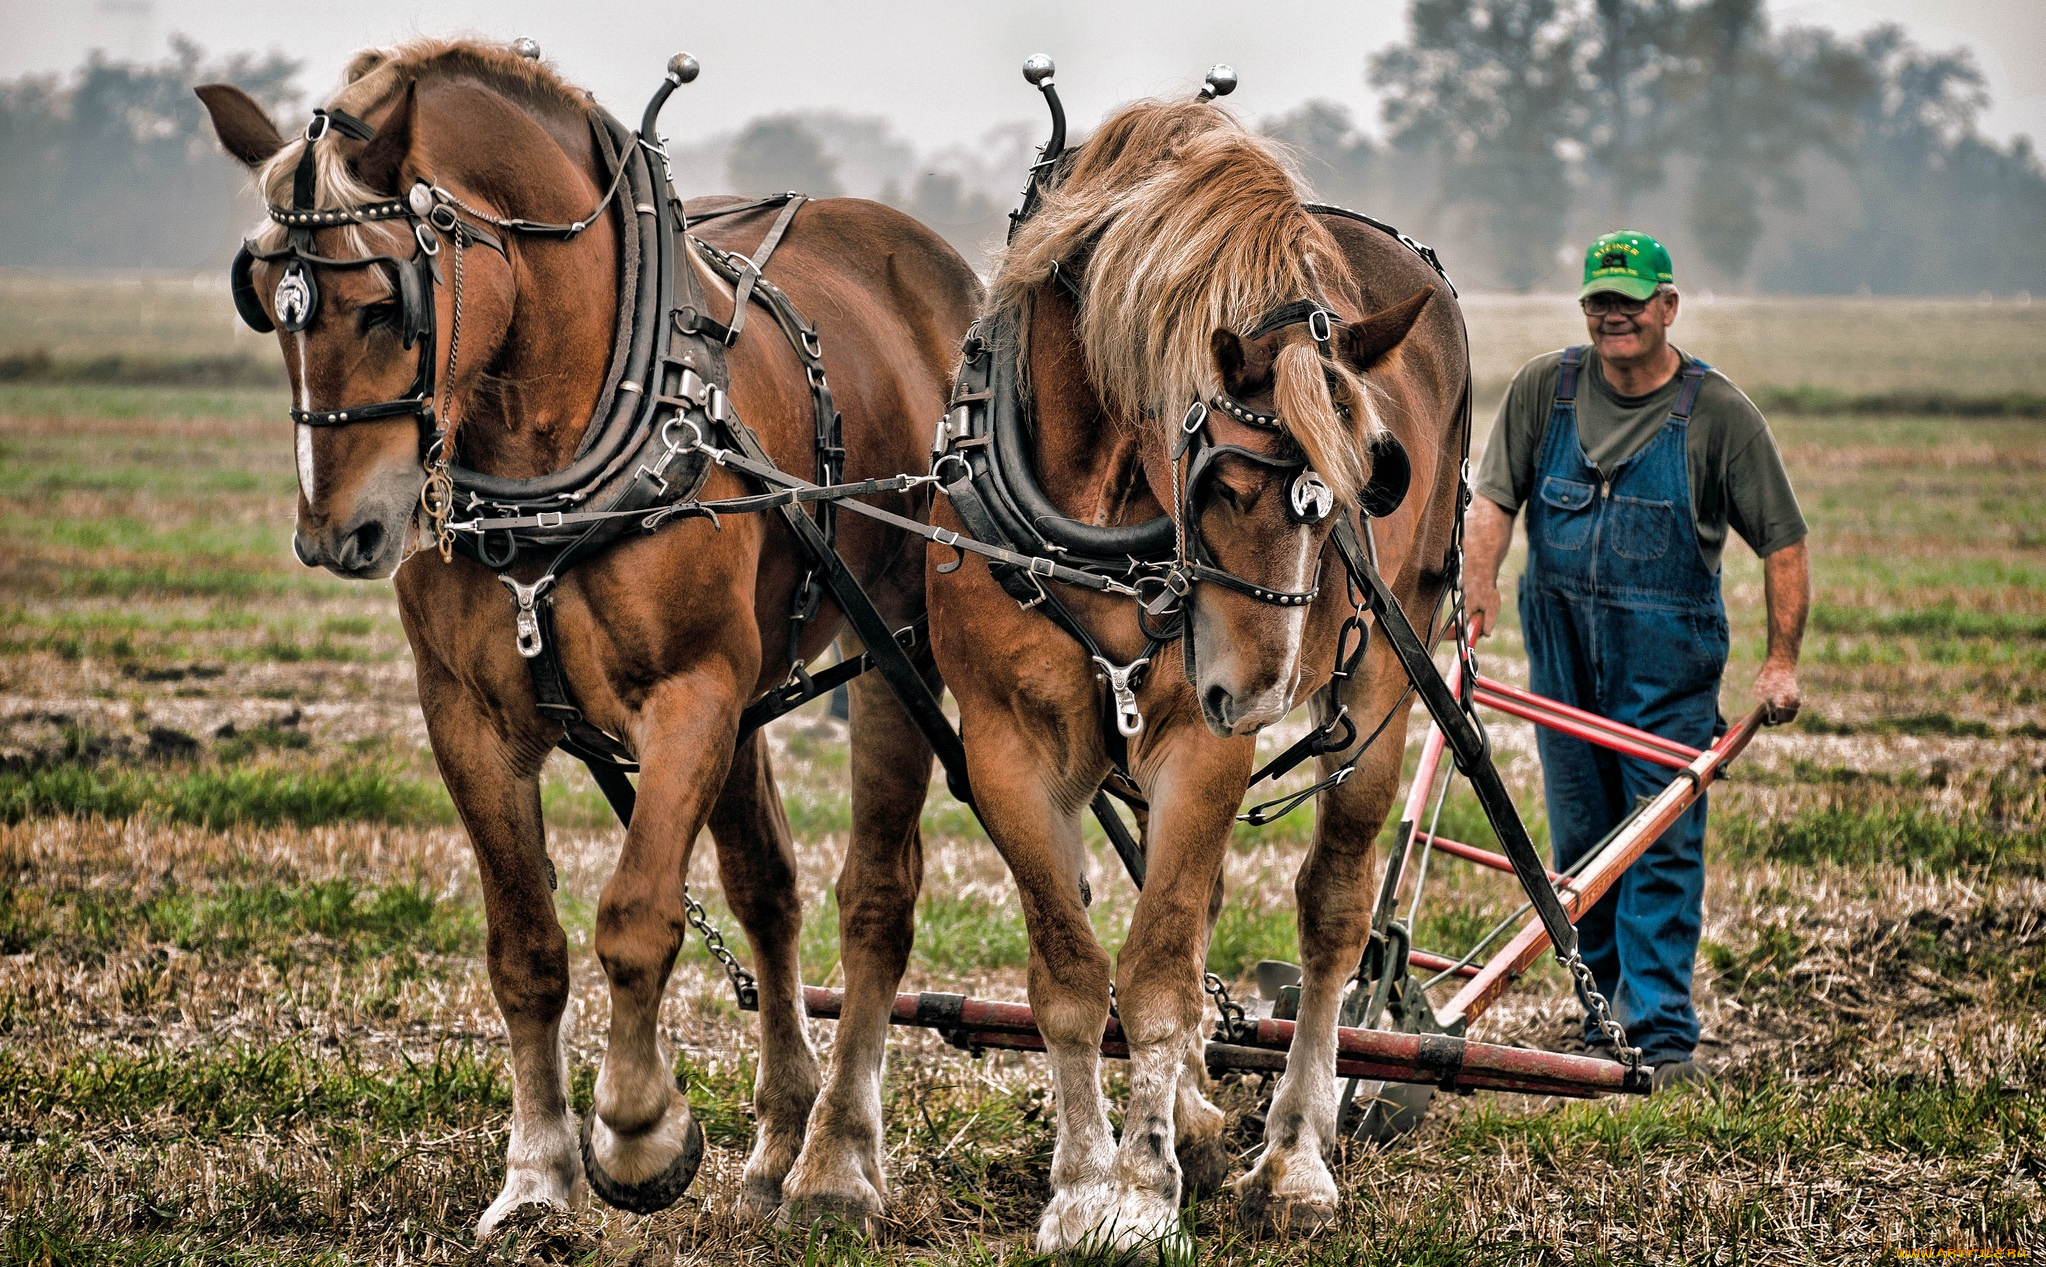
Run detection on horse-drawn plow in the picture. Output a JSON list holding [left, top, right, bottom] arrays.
[[730, 649, 1768, 1120]]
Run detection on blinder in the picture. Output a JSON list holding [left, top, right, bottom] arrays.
[[395, 246, 431, 350], [1359, 430, 1411, 519], [230, 244, 275, 334]]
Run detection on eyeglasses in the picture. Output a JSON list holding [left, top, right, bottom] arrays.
[[1580, 293, 1655, 316]]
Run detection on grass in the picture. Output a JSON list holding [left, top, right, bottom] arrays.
[[1, 290, 2042, 1260], [0, 761, 453, 830], [0, 876, 478, 965], [0, 1037, 509, 1137]]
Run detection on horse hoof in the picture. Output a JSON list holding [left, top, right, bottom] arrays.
[[1177, 1133, 1233, 1199], [780, 1189, 881, 1236], [735, 1174, 784, 1222], [579, 1109, 704, 1216], [1236, 1186, 1336, 1237]]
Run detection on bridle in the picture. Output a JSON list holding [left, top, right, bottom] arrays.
[[1145, 297, 1352, 633], [230, 99, 628, 553]]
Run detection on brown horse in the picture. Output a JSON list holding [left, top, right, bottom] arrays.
[[927, 99, 1466, 1253], [197, 40, 978, 1234]]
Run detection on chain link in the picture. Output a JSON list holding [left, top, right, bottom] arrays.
[[1204, 971, 1250, 1043], [683, 885, 759, 1011], [413, 231, 468, 562], [1567, 950, 1642, 1071]]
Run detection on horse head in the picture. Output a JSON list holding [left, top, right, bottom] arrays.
[[998, 97, 1435, 736], [198, 44, 616, 578]]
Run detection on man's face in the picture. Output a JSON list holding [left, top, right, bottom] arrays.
[[1581, 288, 1677, 365]]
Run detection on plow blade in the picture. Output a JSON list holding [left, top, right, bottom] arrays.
[[797, 986, 1648, 1099]]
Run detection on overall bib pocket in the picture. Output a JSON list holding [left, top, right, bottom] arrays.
[[1537, 475, 1597, 551], [1611, 493, 1679, 561]]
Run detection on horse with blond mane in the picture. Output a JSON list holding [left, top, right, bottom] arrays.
[[197, 39, 978, 1234], [925, 93, 1466, 1253]]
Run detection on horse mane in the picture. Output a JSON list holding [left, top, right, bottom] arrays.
[[989, 98, 1382, 504], [248, 39, 596, 265]]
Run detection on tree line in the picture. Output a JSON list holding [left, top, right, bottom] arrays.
[[2, 4, 2040, 294], [1285, 0, 2046, 292]]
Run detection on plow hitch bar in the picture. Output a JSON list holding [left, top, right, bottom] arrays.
[[781, 985, 1652, 1098]]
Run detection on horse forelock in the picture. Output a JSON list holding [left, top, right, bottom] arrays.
[[990, 98, 1382, 504]]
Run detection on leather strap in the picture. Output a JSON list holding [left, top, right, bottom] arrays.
[[718, 414, 975, 806], [722, 195, 806, 347]]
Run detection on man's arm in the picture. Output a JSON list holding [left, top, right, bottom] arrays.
[[1464, 495, 1516, 637], [1753, 539, 1809, 722]]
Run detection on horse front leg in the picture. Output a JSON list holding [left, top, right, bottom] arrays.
[[581, 665, 745, 1215], [953, 720, 1117, 1252], [1237, 645, 1414, 1235], [1173, 868, 1231, 1197], [415, 665, 582, 1237], [705, 726, 820, 1220], [781, 652, 937, 1230], [1077, 739, 1247, 1261]]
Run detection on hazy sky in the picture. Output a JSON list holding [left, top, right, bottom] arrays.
[[2, 0, 2040, 153]]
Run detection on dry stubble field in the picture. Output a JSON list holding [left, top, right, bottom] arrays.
[[1, 279, 2043, 1264]]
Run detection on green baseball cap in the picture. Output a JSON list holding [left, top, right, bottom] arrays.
[[1580, 230, 1674, 300]]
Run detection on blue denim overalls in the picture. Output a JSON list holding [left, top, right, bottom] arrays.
[[1518, 346, 1726, 1064]]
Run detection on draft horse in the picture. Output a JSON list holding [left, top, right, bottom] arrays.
[[926, 96, 1467, 1253], [198, 40, 977, 1233]]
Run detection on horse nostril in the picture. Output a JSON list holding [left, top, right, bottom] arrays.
[[1203, 683, 1234, 729], [342, 520, 385, 569]]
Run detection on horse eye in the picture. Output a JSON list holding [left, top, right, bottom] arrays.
[[358, 301, 400, 332]]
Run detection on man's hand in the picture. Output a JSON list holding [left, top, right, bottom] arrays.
[[1463, 496, 1516, 639], [1757, 541, 1811, 725], [1467, 576, 1504, 637], [1753, 657, 1801, 724]]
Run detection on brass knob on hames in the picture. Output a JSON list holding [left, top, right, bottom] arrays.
[[668, 53, 701, 84]]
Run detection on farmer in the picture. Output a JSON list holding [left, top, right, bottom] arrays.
[[1463, 230, 1810, 1090]]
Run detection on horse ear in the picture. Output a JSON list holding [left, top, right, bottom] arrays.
[[1211, 327, 1278, 395], [195, 84, 285, 168], [1211, 329, 1246, 388], [1339, 286, 1436, 372], [351, 81, 417, 194]]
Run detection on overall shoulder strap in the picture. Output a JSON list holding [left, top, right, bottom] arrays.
[[1556, 346, 1586, 404], [1669, 358, 1708, 422]]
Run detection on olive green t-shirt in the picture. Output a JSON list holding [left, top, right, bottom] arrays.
[[1474, 347, 1808, 573]]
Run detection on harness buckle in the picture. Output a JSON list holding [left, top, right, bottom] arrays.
[[1308, 307, 1334, 351], [535, 511, 565, 530], [1093, 656, 1152, 739], [676, 367, 708, 405], [497, 574, 554, 659]]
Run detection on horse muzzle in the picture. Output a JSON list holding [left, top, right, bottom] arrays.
[[294, 504, 409, 579]]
